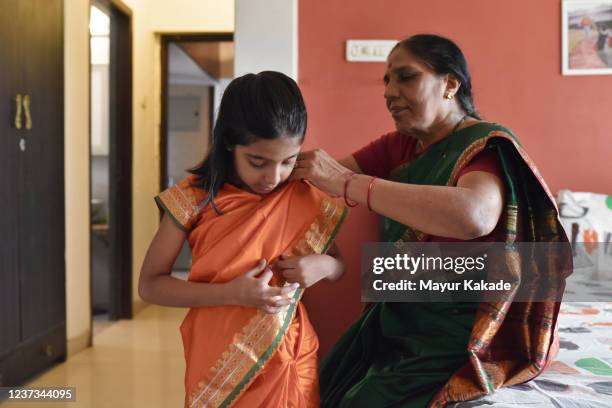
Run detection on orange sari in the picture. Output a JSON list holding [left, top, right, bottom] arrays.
[[155, 177, 347, 408]]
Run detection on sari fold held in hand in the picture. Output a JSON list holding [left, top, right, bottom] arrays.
[[156, 177, 347, 408], [320, 122, 572, 407]]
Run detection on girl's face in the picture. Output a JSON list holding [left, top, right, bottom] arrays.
[[232, 135, 302, 195]]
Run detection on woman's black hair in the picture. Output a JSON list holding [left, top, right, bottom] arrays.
[[189, 71, 307, 213], [393, 34, 481, 119]]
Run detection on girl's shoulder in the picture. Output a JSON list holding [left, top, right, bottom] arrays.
[[155, 175, 206, 233]]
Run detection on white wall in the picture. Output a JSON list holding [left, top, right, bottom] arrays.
[[167, 84, 211, 185], [234, 0, 298, 79]]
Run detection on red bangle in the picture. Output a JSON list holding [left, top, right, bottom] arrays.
[[367, 177, 377, 211], [343, 173, 358, 208]]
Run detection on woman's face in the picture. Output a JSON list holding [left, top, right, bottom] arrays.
[[233, 136, 302, 195], [383, 46, 451, 134]]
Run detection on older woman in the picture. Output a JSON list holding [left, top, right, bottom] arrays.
[[291, 34, 571, 407]]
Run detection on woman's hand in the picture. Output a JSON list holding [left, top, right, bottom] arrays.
[[226, 259, 299, 314], [290, 149, 352, 197], [275, 254, 344, 288]]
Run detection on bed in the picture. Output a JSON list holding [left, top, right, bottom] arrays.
[[454, 301, 612, 407]]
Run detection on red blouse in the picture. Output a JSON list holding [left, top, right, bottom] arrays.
[[353, 131, 502, 181]]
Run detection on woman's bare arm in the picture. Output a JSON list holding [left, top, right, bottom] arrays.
[[345, 170, 505, 240], [292, 149, 504, 240]]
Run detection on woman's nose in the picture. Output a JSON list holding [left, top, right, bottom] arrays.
[[384, 81, 399, 100]]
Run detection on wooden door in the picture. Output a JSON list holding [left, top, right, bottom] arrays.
[[108, 3, 132, 319], [0, 0, 25, 385], [18, 0, 65, 344], [0, 0, 65, 386]]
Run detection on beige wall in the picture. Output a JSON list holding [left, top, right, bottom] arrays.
[[64, 0, 91, 353], [64, 0, 233, 353]]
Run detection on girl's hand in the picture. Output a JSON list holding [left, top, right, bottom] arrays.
[[227, 259, 299, 314], [290, 149, 351, 197], [275, 254, 343, 288]]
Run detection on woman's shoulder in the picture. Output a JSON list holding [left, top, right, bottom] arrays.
[[464, 120, 514, 134], [353, 131, 419, 179], [459, 121, 519, 146], [382, 130, 418, 142], [375, 130, 420, 153]]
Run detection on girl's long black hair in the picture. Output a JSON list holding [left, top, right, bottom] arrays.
[[189, 71, 307, 213]]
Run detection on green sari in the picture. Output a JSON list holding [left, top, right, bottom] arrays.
[[320, 122, 572, 407]]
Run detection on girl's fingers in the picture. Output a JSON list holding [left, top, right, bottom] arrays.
[[261, 306, 281, 314], [245, 259, 267, 277], [258, 268, 274, 284], [266, 296, 294, 307], [278, 284, 300, 295]]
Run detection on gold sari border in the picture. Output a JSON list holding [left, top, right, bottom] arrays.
[[155, 182, 200, 232], [423, 132, 568, 406]]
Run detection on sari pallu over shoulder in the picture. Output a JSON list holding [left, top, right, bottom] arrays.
[[319, 123, 572, 408], [155, 178, 347, 408], [387, 122, 573, 406]]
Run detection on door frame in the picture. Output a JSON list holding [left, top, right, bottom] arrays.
[[159, 33, 233, 193], [89, 0, 133, 322]]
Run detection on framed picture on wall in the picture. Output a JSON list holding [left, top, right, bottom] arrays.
[[563, 0, 612, 75]]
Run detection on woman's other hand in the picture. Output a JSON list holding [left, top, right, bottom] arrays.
[[227, 259, 299, 314]]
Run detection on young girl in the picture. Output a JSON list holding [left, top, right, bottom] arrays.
[[139, 71, 347, 408]]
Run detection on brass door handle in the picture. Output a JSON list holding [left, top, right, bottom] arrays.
[[15, 94, 22, 129], [43, 344, 54, 357], [23, 94, 32, 130]]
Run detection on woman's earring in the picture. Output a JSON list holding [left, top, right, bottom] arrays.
[[445, 92, 454, 100]]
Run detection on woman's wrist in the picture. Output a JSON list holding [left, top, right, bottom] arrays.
[[343, 173, 359, 207], [330, 171, 353, 197], [341, 173, 366, 208]]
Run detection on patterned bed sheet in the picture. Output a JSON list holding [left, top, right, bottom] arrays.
[[453, 302, 612, 407]]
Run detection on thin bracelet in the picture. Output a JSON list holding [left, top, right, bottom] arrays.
[[343, 173, 358, 208], [367, 177, 377, 211]]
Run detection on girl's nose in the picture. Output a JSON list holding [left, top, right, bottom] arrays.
[[265, 166, 282, 185]]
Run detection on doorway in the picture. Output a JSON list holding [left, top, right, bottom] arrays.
[[89, 0, 133, 336], [160, 34, 233, 276]]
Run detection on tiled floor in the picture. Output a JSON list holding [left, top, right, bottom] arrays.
[[92, 313, 113, 337], [1, 305, 187, 407]]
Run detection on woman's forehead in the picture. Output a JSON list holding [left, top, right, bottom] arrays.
[[386, 47, 425, 72]]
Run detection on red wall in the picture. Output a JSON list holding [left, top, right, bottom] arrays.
[[299, 0, 612, 356]]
